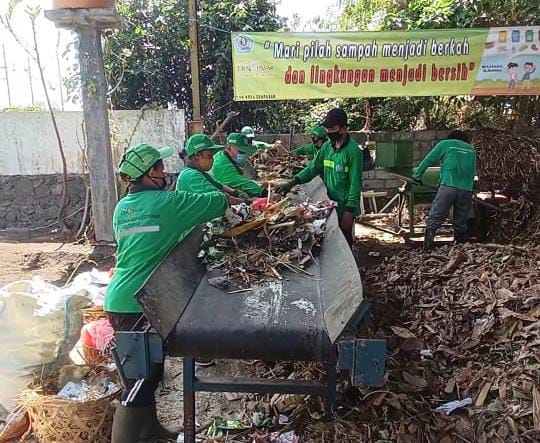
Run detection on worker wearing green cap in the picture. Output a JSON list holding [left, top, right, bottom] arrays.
[[105, 143, 230, 443], [241, 125, 283, 156], [292, 125, 327, 159], [175, 133, 246, 203], [276, 109, 362, 245], [210, 132, 268, 197]]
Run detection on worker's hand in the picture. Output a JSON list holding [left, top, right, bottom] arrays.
[[340, 210, 354, 236], [275, 179, 297, 195], [227, 195, 245, 206]]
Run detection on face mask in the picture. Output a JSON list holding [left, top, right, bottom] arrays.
[[327, 131, 342, 143], [234, 153, 246, 167], [148, 174, 168, 190]]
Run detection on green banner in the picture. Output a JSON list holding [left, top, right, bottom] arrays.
[[231, 27, 540, 100]]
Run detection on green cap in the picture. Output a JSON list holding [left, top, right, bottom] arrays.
[[118, 143, 173, 179], [185, 133, 223, 157], [307, 125, 327, 138], [241, 126, 255, 138], [226, 132, 251, 153]]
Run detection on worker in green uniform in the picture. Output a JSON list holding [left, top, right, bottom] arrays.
[[105, 143, 231, 443], [210, 132, 269, 198], [175, 133, 247, 203], [292, 125, 327, 159], [276, 108, 363, 245], [241, 125, 283, 156], [413, 129, 477, 251]]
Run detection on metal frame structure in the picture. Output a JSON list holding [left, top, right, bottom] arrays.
[[182, 353, 338, 442]]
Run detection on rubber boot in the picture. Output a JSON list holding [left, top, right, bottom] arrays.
[[423, 228, 436, 252], [139, 403, 179, 442], [454, 231, 469, 244], [111, 404, 147, 443]]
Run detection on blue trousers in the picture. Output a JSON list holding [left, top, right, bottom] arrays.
[[427, 185, 472, 237]]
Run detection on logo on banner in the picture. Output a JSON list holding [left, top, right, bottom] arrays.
[[234, 34, 254, 53]]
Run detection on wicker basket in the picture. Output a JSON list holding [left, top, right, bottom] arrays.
[[81, 305, 107, 323], [22, 387, 119, 442], [82, 344, 109, 365]]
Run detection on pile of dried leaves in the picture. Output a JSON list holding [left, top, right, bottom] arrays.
[[472, 130, 540, 204], [300, 243, 540, 442], [472, 131, 540, 245], [200, 199, 333, 287]]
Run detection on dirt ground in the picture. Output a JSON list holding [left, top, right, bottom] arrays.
[[0, 224, 403, 440]]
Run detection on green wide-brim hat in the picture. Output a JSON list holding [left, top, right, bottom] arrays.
[[226, 132, 251, 153], [118, 144, 173, 179]]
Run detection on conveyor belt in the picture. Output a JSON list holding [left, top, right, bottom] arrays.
[[137, 178, 365, 363]]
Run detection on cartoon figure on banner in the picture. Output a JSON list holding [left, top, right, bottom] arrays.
[[521, 62, 536, 89], [506, 62, 519, 89]]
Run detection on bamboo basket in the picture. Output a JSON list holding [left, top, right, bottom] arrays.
[[21, 387, 119, 442]]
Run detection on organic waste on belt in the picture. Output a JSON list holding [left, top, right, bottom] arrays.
[[198, 198, 336, 288]]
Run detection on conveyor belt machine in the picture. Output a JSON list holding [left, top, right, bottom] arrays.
[[113, 178, 386, 443]]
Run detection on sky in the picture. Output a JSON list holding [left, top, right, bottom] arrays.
[[0, 0, 337, 110]]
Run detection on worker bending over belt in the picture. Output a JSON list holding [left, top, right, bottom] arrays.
[[413, 129, 477, 251], [104, 143, 231, 443], [241, 125, 283, 156], [292, 125, 327, 159], [210, 132, 269, 198], [276, 108, 362, 245], [176, 133, 246, 204]]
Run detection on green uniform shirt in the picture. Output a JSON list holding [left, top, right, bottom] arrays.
[[296, 137, 363, 219], [413, 139, 477, 192], [104, 189, 228, 313], [292, 142, 319, 159], [247, 140, 273, 156], [175, 165, 224, 194], [210, 150, 266, 197]]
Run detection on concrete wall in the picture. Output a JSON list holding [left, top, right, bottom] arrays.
[[0, 110, 185, 233], [0, 109, 185, 175], [253, 130, 449, 195]]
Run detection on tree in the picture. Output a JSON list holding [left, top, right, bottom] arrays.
[[339, 0, 540, 132], [104, 0, 315, 133]]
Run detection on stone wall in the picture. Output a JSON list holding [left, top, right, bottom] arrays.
[[0, 174, 87, 233]]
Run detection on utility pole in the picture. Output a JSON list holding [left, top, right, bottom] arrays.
[[188, 0, 203, 135], [46, 7, 122, 242], [1, 44, 12, 107]]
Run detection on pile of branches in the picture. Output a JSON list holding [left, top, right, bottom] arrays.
[[251, 148, 306, 185], [300, 243, 540, 442], [472, 130, 540, 204], [200, 200, 332, 288], [472, 131, 540, 245]]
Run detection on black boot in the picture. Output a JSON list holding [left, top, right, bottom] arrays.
[[454, 231, 469, 244], [139, 403, 179, 442], [423, 228, 436, 251], [111, 404, 147, 443]]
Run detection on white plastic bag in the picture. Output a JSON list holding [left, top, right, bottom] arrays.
[[0, 277, 90, 411]]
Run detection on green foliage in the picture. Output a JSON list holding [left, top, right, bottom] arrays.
[[338, 0, 540, 132], [104, 0, 313, 132]]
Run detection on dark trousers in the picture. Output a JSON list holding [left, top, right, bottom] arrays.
[[427, 185, 472, 238], [108, 312, 164, 408]]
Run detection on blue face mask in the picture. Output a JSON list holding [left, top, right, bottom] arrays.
[[234, 153, 246, 167]]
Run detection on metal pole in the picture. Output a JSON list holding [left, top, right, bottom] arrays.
[[1, 44, 12, 107], [188, 0, 202, 133], [183, 357, 196, 443]]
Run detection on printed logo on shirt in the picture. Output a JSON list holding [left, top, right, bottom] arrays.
[[323, 160, 334, 168]]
